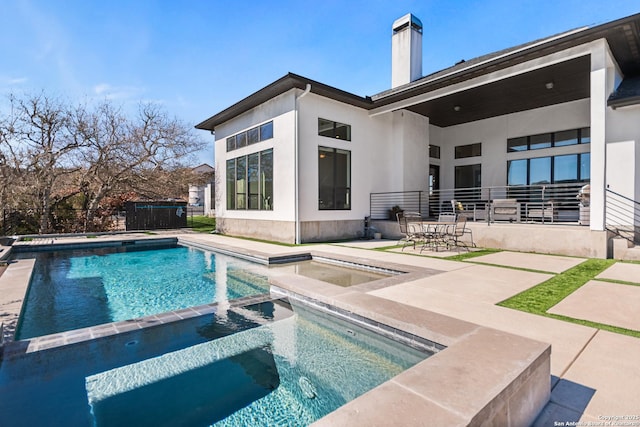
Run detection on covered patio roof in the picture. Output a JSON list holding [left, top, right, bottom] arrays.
[[402, 55, 591, 127]]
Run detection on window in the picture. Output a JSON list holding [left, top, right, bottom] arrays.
[[236, 132, 247, 148], [226, 121, 274, 152], [318, 147, 351, 210], [580, 153, 590, 181], [507, 153, 590, 185], [226, 149, 273, 210], [318, 118, 351, 141], [247, 127, 259, 145], [260, 122, 273, 140], [529, 157, 551, 184], [236, 156, 246, 209], [507, 137, 528, 152], [429, 145, 440, 159], [455, 164, 481, 188], [247, 153, 259, 209], [260, 149, 273, 209], [226, 159, 236, 209], [580, 128, 590, 144], [454, 143, 481, 159], [507, 127, 590, 152], [226, 135, 236, 152], [554, 130, 578, 147], [507, 159, 527, 186], [554, 154, 578, 182], [529, 133, 552, 150]]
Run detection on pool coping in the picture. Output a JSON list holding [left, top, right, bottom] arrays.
[[269, 281, 551, 426]]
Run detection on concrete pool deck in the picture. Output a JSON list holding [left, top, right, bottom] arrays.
[[1, 232, 639, 424], [181, 234, 640, 424]]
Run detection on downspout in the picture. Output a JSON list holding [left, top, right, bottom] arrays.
[[294, 84, 312, 244]]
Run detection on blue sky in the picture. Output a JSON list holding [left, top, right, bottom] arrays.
[[2, 0, 639, 165]]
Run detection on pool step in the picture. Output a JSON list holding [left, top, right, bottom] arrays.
[[86, 319, 292, 426]]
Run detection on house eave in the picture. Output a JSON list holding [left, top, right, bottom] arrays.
[[195, 73, 372, 131]]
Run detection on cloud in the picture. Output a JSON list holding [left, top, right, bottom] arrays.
[[0, 76, 28, 95], [92, 83, 145, 101], [8, 77, 28, 85]]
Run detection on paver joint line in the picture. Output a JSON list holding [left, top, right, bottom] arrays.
[[390, 378, 470, 421], [557, 329, 600, 379]]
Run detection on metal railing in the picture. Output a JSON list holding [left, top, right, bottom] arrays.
[[370, 191, 428, 220], [370, 183, 588, 223], [605, 189, 640, 244]]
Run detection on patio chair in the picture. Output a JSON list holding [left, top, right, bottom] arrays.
[[438, 213, 456, 222], [445, 215, 475, 250], [396, 211, 425, 251]]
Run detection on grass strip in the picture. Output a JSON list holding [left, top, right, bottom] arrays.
[[187, 215, 217, 233], [498, 258, 615, 313], [498, 258, 640, 338], [444, 248, 501, 261], [543, 312, 640, 338]]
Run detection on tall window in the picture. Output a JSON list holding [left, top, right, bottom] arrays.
[[318, 118, 351, 141], [226, 149, 273, 210], [318, 147, 351, 210], [455, 164, 481, 188]]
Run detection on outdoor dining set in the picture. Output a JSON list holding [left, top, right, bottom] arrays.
[[396, 211, 476, 252]]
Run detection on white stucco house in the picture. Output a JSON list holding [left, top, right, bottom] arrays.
[[197, 12, 640, 256]]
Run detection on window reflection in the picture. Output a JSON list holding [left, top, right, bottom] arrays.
[[507, 159, 527, 186], [554, 155, 578, 182]]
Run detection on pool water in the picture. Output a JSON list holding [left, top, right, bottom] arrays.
[[273, 260, 391, 287], [85, 302, 432, 426], [0, 300, 293, 427], [13, 243, 271, 339], [0, 299, 433, 426]]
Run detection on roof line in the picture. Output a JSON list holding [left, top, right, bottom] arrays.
[[372, 26, 589, 100], [196, 12, 640, 131], [195, 73, 371, 130]]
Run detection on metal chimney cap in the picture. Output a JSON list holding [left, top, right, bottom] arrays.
[[393, 13, 423, 33]]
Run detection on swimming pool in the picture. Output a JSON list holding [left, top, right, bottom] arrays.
[[13, 242, 272, 339], [0, 298, 434, 426], [87, 299, 434, 426]]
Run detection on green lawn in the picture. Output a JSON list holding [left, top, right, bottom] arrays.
[[498, 258, 640, 338], [187, 215, 216, 233]]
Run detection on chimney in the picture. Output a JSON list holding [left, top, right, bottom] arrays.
[[391, 13, 423, 88]]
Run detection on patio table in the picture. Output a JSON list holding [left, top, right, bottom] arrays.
[[420, 221, 456, 252]]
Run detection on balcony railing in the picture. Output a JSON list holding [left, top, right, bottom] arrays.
[[370, 183, 588, 223], [605, 189, 640, 244]]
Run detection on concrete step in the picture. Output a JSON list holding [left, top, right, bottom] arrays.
[[612, 237, 640, 260]]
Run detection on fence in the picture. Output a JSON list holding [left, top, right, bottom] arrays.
[[370, 183, 588, 224], [605, 189, 640, 244], [125, 201, 188, 231]]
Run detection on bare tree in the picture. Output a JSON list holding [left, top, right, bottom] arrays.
[[0, 92, 206, 234], [74, 101, 204, 231], [0, 93, 83, 233]]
